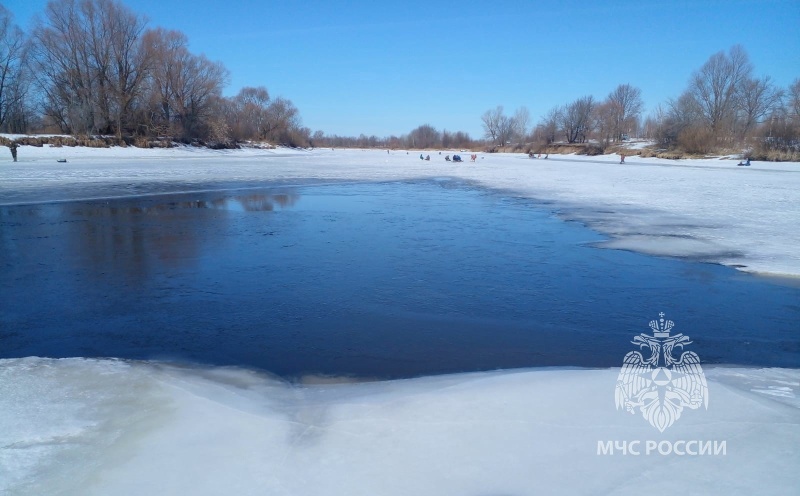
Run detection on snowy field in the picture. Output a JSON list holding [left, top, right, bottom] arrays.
[[1, 143, 799, 495]]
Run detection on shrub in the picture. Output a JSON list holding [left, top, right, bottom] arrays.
[[677, 126, 715, 154]]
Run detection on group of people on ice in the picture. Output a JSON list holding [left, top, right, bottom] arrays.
[[444, 154, 477, 162], [415, 152, 477, 163]]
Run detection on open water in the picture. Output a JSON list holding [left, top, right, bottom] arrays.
[[1, 179, 797, 377]]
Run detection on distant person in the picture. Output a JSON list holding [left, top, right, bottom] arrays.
[[425, 154, 430, 161], [470, 154, 477, 162], [620, 153, 625, 164], [420, 153, 424, 160], [9, 142, 17, 162], [445, 155, 451, 161]]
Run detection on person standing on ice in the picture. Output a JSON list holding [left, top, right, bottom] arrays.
[[9, 141, 17, 162], [620, 153, 625, 164]]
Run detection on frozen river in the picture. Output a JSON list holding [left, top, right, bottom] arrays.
[[1, 148, 799, 495]]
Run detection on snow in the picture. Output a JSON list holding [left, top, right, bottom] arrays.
[[0, 358, 798, 496], [1, 143, 798, 277]]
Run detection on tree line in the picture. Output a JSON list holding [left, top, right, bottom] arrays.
[[0, 0, 310, 146], [647, 46, 798, 159], [482, 46, 798, 159], [308, 126, 476, 150], [476, 84, 644, 153], [2, 2, 798, 158]]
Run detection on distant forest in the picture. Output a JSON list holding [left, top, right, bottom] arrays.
[[1, 1, 798, 158]]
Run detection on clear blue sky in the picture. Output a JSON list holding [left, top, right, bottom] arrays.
[[7, 0, 800, 138]]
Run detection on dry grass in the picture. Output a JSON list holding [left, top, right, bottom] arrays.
[[749, 149, 800, 161], [1, 135, 177, 149], [526, 143, 607, 156]]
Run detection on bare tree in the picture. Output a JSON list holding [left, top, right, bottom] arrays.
[[408, 123, 439, 149], [658, 92, 707, 150], [141, 27, 184, 131], [497, 115, 515, 147], [227, 86, 270, 140], [687, 45, 752, 135], [592, 100, 616, 146], [532, 106, 560, 145], [787, 78, 800, 121], [0, 6, 27, 131], [30, 0, 95, 133], [560, 96, 594, 143], [142, 27, 228, 140], [170, 54, 228, 140], [101, 0, 149, 138], [607, 84, 643, 141], [28, 0, 150, 136], [441, 129, 452, 149], [263, 96, 300, 145], [481, 105, 504, 145], [512, 106, 530, 143], [449, 130, 472, 149], [736, 75, 783, 138]]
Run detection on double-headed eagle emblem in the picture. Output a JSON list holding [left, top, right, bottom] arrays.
[[615, 313, 708, 432]]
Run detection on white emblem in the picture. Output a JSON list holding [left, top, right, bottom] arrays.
[[615, 313, 708, 432]]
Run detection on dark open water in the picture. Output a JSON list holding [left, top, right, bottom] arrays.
[[1, 180, 797, 378]]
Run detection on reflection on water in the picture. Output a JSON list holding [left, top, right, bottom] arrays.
[[0, 181, 797, 377], [0, 191, 299, 285]]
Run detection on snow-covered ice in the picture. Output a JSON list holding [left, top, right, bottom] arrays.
[[1, 144, 798, 277], [0, 358, 798, 496]]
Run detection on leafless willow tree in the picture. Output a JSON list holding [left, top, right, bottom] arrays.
[[606, 84, 643, 141], [481, 105, 518, 147], [512, 106, 530, 142], [141, 28, 184, 132], [28, 0, 149, 136], [592, 100, 616, 146], [141, 27, 228, 140], [736, 76, 783, 138], [686, 45, 752, 136], [440, 129, 472, 149], [0, 6, 28, 131], [531, 107, 560, 145], [407, 124, 439, 149], [481, 106, 503, 145], [226, 86, 270, 140], [29, 0, 93, 133], [789, 79, 800, 121], [656, 92, 705, 149], [102, 0, 149, 138], [560, 96, 594, 143], [167, 53, 228, 140]]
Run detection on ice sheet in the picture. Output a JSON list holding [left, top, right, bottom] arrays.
[[1, 358, 798, 496]]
